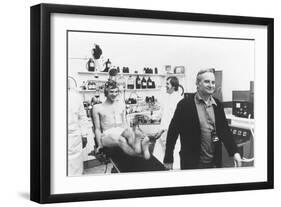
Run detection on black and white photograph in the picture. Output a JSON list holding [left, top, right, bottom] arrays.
[[29, 3, 273, 203], [2, 0, 281, 206], [67, 31, 255, 176]]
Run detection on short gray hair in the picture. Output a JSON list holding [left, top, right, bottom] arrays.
[[196, 68, 215, 85]]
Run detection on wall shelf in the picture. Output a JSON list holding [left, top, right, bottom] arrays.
[[126, 110, 160, 116], [126, 88, 161, 92], [78, 71, 185, 77], [125, 73, 165, 77], [79, 90, 100, 93], [166, 73, 185, 77], [79, 88, 161, 93]]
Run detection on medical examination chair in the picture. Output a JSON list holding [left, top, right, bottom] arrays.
[[88, 112, 166, 173]]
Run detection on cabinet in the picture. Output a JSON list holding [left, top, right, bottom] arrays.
[[222, 114, 254, 167], [77, 70, 185, 126], [77, 71, 185, 98]]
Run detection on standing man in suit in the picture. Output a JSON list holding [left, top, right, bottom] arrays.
[[163, 68, 242, 170]]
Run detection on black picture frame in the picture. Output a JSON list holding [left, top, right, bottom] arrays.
[[30, 3, 274, 204]]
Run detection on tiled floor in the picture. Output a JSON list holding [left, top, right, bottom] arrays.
[[84, 162, 114, 175]]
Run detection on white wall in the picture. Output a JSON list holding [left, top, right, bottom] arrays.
[[69, 31, 254, 101], [1, 0, 280, 207]]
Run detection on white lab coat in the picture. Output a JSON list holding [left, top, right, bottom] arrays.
[[154, 91, 183, 169], [68, 89, 88, 176], [159, 91, 183, 131]]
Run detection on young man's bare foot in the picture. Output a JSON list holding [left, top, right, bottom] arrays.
[[122, 128, 141, 154], [141, 136, 151, 160], [131, 127, 141, 154], [134, 127, 150, 159]]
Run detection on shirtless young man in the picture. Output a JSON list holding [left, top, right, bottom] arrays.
[[92, 80, 151, 159]]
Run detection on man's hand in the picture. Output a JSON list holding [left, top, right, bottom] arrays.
[[233, 153, 242, 167], [82, 137, 87, 148], [155, 130, 165, 139], [164, 162, 173, 170], [95, 146, 103, 154]]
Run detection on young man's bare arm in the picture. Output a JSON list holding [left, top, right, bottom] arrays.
[[92, 105, 103, 150], [122, 106, 129, 128]]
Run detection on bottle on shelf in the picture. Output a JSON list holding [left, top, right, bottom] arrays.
[[80, 81, 87, 90], [136, 75, 141, 89], [87, 81, 92, 90], [87, 80, 96, 91], [103, 58, 111, 72], [145, 96, 149, 103], [147, 77, 153, 89], [87, 58, 95, 72], [122, 67, 129, 73], [127, 75, 135, 89], [92, 81, 97, 91], [144, 67, 153, 74], [154, 67, 158, 74], [151, 80, 156, 89], [141, 77, 147, 89], [117, 75, 126, 91]]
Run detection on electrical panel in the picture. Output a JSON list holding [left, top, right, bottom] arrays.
[[229, 126, 251, 146], [232, 101, 253, 118]]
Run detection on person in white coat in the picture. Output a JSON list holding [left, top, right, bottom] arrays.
[[68, 77, 89, 176], [154, 76, 183, 168]]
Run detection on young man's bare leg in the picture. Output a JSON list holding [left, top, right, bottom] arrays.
[[141, 136, 151, 160], [118, 136, 139, 156], [121, 128, 141, 154], [133, 128, 151, 160]]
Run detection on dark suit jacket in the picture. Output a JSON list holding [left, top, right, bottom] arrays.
[[163, 93, 238, 169]]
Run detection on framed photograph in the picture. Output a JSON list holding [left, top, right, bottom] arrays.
[[30, 3, 274, 203]]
